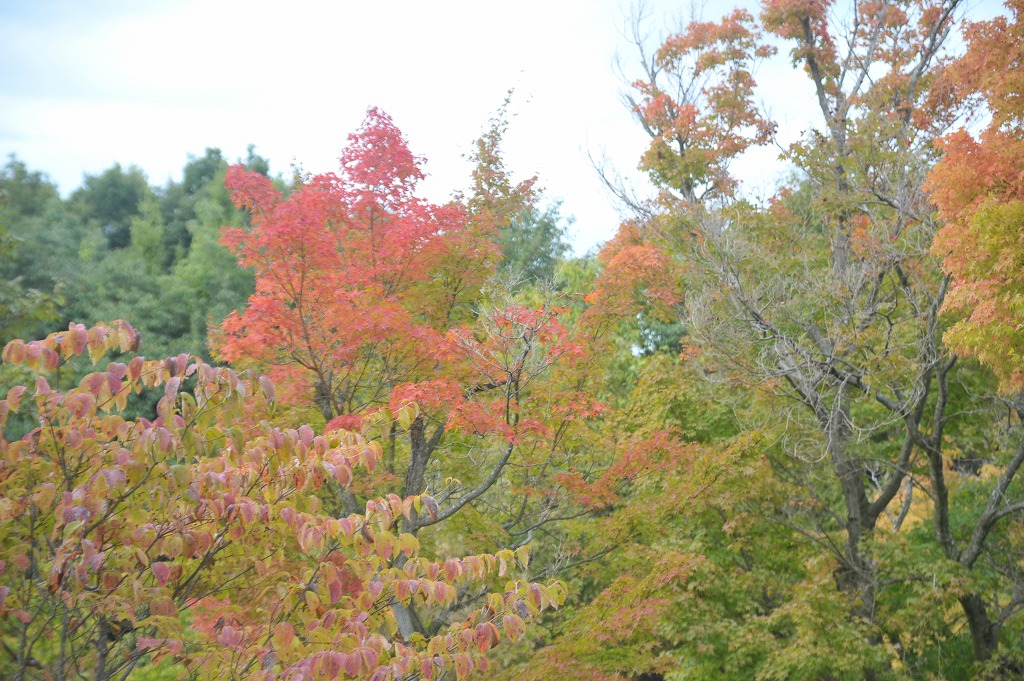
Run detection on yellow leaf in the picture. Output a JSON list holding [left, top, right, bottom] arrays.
[[304, 589, 321, 612]]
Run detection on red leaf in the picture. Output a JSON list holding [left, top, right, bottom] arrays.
[[422, 495, 439, 521], [321, 651, 342, 679], [343, 651, 361, 677], [327, 576, 343, 604], [474, 622, 499, 652], [502, 613, 524, 641], [151, 561, 170, 587], [5, 386, 26, 412], [164, 376, 181, 401], [359, 647, 379, 674], [259, 376, 276, 404]]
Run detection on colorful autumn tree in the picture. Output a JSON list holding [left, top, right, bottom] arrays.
[[927, 0, 1024, 393], [216, 110, 607, 653], [219, 108, 456, 421], [624, 7, 775, 206], [0, 321, 563, 680], [220, 107, 566, 484]]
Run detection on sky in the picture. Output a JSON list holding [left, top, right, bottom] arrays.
[[0, 0, 1007, 254]]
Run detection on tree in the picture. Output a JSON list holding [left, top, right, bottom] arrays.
[[219, 108, 488, 425], [217, 110, 597, 651], [67, 253, 194, 362], [498, 203, 572, 288], [0, 157, 59, 224], [161, 147, 268, 265], [0, 225, 59, 347], [49, 154, 256, 364], [927, 0, 1024, 393], [0, 321, 563, 680], [608, 0, 1024, 673], [498, 349, 753, 680], [0, 158, 82, 296], [71, 165, 152, 250], [171, 168, 256, 358], [0, 161, 61, 344], [477, 129, 574, 299], [623, 7, 775, 206]]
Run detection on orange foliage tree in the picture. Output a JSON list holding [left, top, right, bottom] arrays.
[[219, 108, 492, 426], [927, 0, 1024, 392]]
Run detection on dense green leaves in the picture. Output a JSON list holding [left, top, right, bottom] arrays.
[[499, 202, 572, 287], [71, 163, 152, 250]]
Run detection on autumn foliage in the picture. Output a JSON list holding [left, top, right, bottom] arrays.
[[632, 8, 775, 203], [0, 322, 563, 680], [928, 0, 1024, 392], [215, 109, 598, 569], [5, 1, 1024, 678], [219, 109, 484, 423]]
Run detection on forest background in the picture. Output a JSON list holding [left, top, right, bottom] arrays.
[[2, 0, 1024, 680]]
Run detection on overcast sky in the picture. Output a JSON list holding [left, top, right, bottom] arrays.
[[0, 0, 1006, 253]]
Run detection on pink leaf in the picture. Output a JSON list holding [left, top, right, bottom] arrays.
[[151, 562, 170, 587]]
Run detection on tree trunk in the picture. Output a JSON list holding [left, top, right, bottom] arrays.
[[404, 415, 430, 499], [314, 377, 334, 423], [960, 593, 999, 662], [401, 415, 444, 533], [94, 618, 110, 681], [825, 385, 876, 619]]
